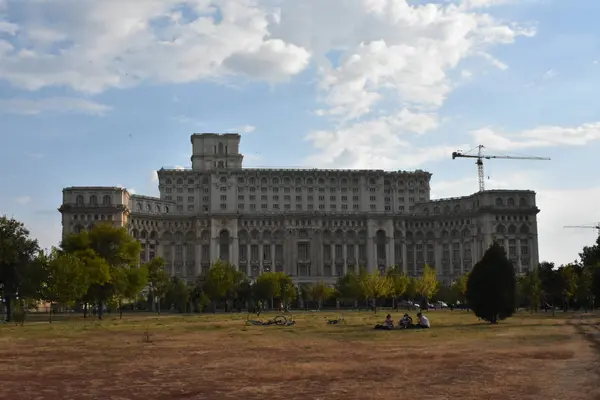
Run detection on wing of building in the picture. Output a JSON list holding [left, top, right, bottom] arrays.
[[58, 133, 540, 285]]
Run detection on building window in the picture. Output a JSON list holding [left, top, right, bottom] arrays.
[[220, 195, 226, 201], [220, 203, 226, 209]]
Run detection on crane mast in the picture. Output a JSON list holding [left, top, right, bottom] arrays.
[[452, 145, 551, 192]]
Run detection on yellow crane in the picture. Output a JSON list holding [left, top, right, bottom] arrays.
[[451, 145, 551, 192]]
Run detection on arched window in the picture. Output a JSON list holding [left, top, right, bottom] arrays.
[[89, 195, 97, 206], [102, 195, 111, 206], [76, 195, 84, 205]]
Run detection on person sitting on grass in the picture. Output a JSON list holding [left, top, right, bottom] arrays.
[[374, 314, 395, 330], [416, 312, 430, 329], [398, 313, 413, 329]]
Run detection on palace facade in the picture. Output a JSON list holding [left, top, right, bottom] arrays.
[[59, 133, 540, 285]]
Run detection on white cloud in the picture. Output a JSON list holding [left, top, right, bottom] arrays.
[[0, 1, 311, 93], [150, 171, 158, 183], [0, 97, 111, 116], [14, 196, 31, 205], [459, 0, 515, 10], [470, 122, 600, 151], [229, 124, 256, 133], [542, 68, 557, 79], [305, 109, 457, 169], [24, 152, 44, 159], [172, 115, 204, 127], [0, 20, 18, 35]]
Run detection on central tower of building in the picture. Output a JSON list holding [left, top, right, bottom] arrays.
[[190, 133, 244, 171]]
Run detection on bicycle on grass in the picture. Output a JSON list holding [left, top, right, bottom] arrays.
[[326, 313, 346, 325], [246, 313, 290, 326]]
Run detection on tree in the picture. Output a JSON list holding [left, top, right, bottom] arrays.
[[335, 271, 364, 307], [275, 273, 296, 309], [145, 257, 170, 314], [0, 216, 41, 322], [560, 264, 578, 312], [579, 235, 600, 267], [60, 223, 141, 320], [386, 266, 410, 309], [39, 249, 93, 322], [451, 273, 469, 306], [576, 265, 594, 311], [359, 271, 392, 313], [309, 281, 333, 310], [164, 277, 190, 312], [520, 268, 542, 312], [113, 265, 148, 318], [253, 272, 281, 308], [415, 264, 439, 308], [203, 260, 245, 311], [466, 243, 517, 323]]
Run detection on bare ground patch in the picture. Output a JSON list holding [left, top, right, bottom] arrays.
[[0, 312, 599, 400]]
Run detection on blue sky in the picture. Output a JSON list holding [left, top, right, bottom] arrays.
[[0, 0, 598, 265]]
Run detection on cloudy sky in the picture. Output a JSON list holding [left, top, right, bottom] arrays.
[[0, 0, 598, 265]]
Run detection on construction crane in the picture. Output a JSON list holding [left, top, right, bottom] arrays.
[[451, 145, 551, 192], [564, 224, 600, 237]]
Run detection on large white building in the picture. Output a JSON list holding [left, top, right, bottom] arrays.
[[59, 133, 540, 284]]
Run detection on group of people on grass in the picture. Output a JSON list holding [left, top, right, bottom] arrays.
[[374, 312, 430, 330]]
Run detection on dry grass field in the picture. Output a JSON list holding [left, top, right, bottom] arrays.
[[1, 310, 600, 400]]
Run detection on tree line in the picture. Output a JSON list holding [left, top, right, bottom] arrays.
[[1, 215, 599, 323]]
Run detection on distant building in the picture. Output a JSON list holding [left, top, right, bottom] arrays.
[[59, 133, 540, 285]]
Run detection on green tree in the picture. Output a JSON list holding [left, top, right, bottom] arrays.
[[520, 268, 542, 312], [452, 273, 469, 305], [576, 265, 594, 311], [113, 264, 148, 318], [359, 271, 392, 313], [203, 260, 245, 311], [415, 264, 439, 308], [466, 243, 517, 324], [0, 216, 42, 322], [335, 272, 363, 307], [309, 281, 333, 310], [386, 266, 409, 309], [165, 277, 190, 312], [60, 223, 141, 319], [253, 272, 281, 308], [560, 264, 578, 312], [39, 249, 94, 322], [145, 257, 170, 314]]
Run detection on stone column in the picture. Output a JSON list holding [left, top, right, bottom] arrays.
[[170, 246, 175, 276], [258, 243, 264, 274], [210, 238, 218, 264], [354, 245, 359, 274], [195, 243, 201, 276], [247, 244, 251, 276], [182, 246, 187, 279], [388, 234, 394, 269], [402, 243, 408, 274], [343, 244, 348, 276]]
